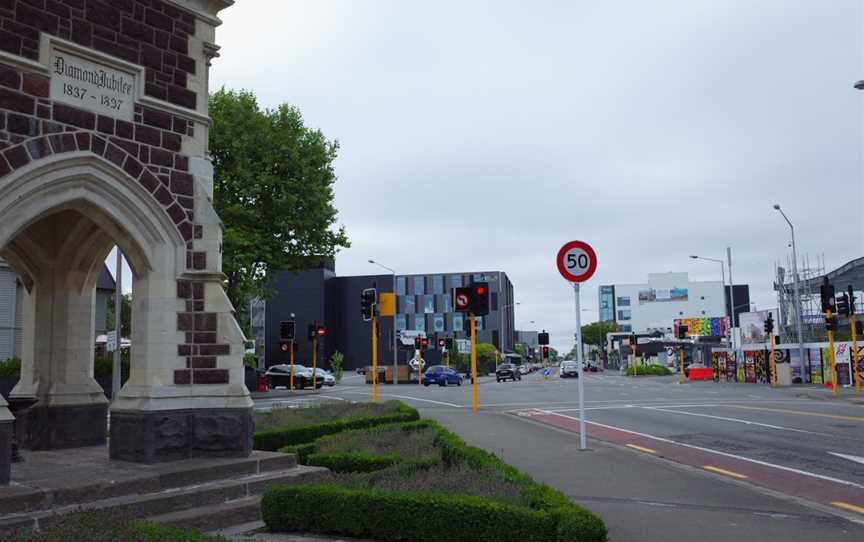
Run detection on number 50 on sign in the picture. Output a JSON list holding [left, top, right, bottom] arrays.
[[556, 240, 597, 283]]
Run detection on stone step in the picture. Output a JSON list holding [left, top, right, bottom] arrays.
[[149, 495, 262, 531], [0, 449, 297, 515], [0, 464, 327, 535]]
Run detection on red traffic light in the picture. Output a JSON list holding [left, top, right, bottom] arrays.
[[316, 326, 325, 337], [475, 285, 487, 296], [421, 338, 429, 348]]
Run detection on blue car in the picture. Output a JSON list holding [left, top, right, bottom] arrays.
[[422, 365, 463, 387]]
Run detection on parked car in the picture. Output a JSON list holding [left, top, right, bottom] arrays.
[[422, 365, 463, 387], [356, 366, 367, 375], [264, 364, 324, 389], [560, 361, 580, 378], [496, 363, 521, 382], [317, 369, 336, 387], [518, 365, 530, 375]]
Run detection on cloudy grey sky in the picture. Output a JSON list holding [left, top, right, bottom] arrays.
[[205, 0, 862, 352]]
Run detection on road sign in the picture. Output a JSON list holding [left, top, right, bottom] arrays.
[[543, 368, 551, 377], [107, 330, 118, 352], [556, 240, 597, 283]]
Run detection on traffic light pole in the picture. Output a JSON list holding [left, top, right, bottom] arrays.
[[769, 331, 776, 387], [312, 335, 318, 394], [679, 346, 685, 384], [371, 315, 378, 401], [289, 339, 295, 392], [826, 309, 837, 396], [470, 313, 478, 412], [852, 312, 861, 393]]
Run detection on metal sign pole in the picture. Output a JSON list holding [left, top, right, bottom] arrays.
[[574, 282, 587, 451], [112, 249, 122, 401]]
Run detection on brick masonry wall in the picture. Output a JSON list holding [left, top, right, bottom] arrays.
[[0, 0, 228, 386]]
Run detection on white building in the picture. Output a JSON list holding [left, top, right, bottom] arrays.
[[599, 272, 730, 334]]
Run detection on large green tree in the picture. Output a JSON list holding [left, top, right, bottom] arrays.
[[209, 89, 350, 322], [568, 321, 618, 359]]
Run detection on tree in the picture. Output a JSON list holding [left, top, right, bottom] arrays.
[[569, 321, 618, 359], [209, 89, 350, 324], [106, 293, 132, 338]]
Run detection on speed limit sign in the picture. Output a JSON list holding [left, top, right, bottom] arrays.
[[556, 240, 597, 283]]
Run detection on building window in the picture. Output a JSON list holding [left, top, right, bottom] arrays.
[[617, 309, 631, 321], [395, 314, 406, 331], [414, 314, 425, 332], [617, 296, 630, 307], [620, 324, 632, 332], [433, 314, 445, 332], [396, 276, 406, 295], [442, 294, 453, 313], [449, 274, 463, 288], [600, 299, 609, 309], [424, 295, 434, 314], [413, 276, 425, 295], [432, 275, 444, 295], [452, 313, 464, 333], [402, 295, 415, 314], [475, 316, 483, 330]]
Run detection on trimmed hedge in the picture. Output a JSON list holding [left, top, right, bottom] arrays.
[[305, 452, 440, 473], [626, 364, 672, 376], [254, 402, 420, 451], [262, 484, 558, 542], [266, 417, 607, 542]]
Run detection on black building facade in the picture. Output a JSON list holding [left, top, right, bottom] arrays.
[[259, 263, 515, 371]]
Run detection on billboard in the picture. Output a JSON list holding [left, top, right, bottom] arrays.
[[639, 287, 688, 304], [673, 316, 729, 337], [739, 309, 780, 345]]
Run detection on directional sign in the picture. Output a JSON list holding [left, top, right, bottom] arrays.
[[106, 330, 118, 352], [556, 240, 597, 283]]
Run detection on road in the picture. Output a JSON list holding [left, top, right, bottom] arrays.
[[254, 371, 864, 541]]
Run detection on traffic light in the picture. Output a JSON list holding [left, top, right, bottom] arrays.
[[849, 286, 856, 315], [820, 278, 836, 313], [825, 315, 838, 332], [438, 338, 446, 349], [836, 293, 850, 317], [360, 288, 377, 321], [280, 320, 295, 341], [538, 331, 549, 345], [279, 340, 289, 353], [316, 325, 325, 338], [763, 313, 774, 334], [421, 337, 429, 349], [308, 324, 316, 341], [414, 337, 422, 349], [542, 346, 550, 359], [470, 282, 489, 316], [452, 283, 489, 315], [677, 324, 689, 340]]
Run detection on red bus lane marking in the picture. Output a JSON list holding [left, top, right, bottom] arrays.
[[514, 409, 864, 515]]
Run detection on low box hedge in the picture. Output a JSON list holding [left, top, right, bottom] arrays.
[[262, 484, 559, 542], [305, 452, 440, 473], [254, 402, 420, 451], [626, 365, 672, 376]]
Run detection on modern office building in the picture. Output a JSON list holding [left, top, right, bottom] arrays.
[[0, 258, 116, 361], [598, 272, 750, 335], [256, 261, 516, 371]]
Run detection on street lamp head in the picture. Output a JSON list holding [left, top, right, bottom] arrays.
[[772, 204, 781, 211], [689, 255, 698, 259], [367, 259, 375, 264]]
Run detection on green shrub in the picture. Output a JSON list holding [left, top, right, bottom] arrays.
[[306, 452, 439, 473], [0, 357, 21, 378], [329, 351, 344, 380], [255, 400, 405, 432], [254, 402, 419, 451], [278, 442, 317, 462], [626, 364, 671, 376], [262, 484, 558, 542], [243, 352, 257, 368], [93, 356, 131, 377]]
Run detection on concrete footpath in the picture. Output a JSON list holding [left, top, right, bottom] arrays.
[[422, 408, 862, 542]]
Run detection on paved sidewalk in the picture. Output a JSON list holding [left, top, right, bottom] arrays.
[[421, 408, 863, 542]]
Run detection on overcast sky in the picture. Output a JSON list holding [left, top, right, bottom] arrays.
[[199, 1, 863, 352]]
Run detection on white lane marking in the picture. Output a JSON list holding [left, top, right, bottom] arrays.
[[829, 452, 864, 466], [639, 406, 833, 437], [388, 394, 463, 408], [537, 410, 864, 490]]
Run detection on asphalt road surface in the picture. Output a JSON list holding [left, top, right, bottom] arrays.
[[255, 370, 864, 541]]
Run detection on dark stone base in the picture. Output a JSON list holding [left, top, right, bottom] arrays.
[[0, 420, 11, 485], [110, 408, 254, 463], [17, 403, 108, 450]]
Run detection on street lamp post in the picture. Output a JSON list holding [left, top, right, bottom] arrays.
[[690, 254, 727, 333], [369, 260, 398, 385], [773, 204, 806, 379]]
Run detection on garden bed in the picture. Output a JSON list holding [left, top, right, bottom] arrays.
[[262, 410, 608, 542]]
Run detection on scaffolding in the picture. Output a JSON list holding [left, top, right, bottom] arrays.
[[775, 253, 827, 343]]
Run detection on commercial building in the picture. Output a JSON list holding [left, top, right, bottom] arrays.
[[255, 262, 515, 371], [0, 259, 116, 361], [598, 272, 750, 335]]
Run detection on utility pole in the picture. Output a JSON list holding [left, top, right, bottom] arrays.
[[826, 309, 837, 396], [773, 205, 805, 378], [727, 247, 739, 365]]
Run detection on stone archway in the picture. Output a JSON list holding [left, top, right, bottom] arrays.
[[0, 152, 253, 461]]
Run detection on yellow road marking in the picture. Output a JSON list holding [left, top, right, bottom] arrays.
[[727, 405, 864, 423], [832, 501, 864, 515], [626, 444, 657, 454], [703, 466, 749, 479]]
